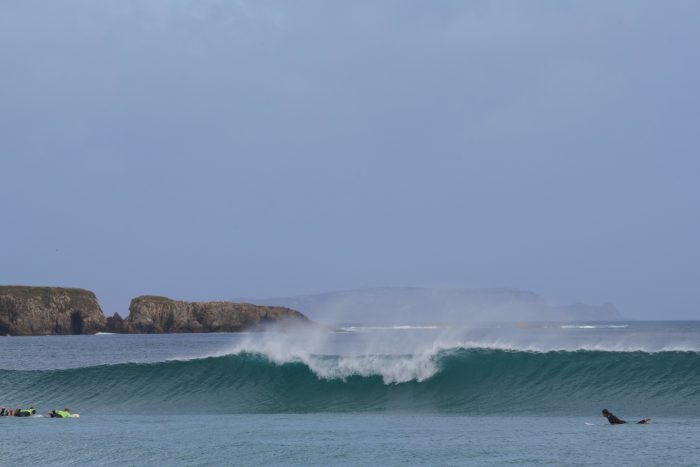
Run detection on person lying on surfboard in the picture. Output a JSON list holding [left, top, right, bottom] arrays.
[[14, 407, 36, 417], [602, 408, 651, 424], [49, 408, 73, 418]]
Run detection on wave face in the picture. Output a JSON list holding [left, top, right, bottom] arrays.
[[2, 349, 699, 415]]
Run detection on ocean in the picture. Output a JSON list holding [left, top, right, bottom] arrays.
[[1, 321, 699, 466]]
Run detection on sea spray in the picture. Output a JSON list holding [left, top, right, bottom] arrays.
[[221, 323, 449, 383]]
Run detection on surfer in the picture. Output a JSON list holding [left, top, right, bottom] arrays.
[[0, 407, 13, 416], [13, 407, 36, 417], [602, 409, 651, 424], [49, 408, 72, 418]]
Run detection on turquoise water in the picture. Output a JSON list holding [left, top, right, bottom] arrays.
[[3, 350, 699, 415], [1, 322, 699, 465], [3, 415, 700, 466]]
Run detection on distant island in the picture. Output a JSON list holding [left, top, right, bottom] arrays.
[[240, 287, 623, 324], [0, 286, 308, 336]]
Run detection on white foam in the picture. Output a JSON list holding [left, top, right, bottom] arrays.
[[188, 321, 700, 383], [217, 324, 452, 383]]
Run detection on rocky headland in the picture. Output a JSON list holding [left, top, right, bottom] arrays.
[[0, 286, 106, 336], [117, 295, 308, 333], [0, 286, 309, 336]]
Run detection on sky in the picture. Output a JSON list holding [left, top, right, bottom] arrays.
[[1, 1, 698, 319]]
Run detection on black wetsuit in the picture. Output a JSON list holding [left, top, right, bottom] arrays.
[[605, 412, 649, 424], [605, 413, 626, 424]]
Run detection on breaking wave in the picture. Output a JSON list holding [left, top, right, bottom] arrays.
[[2, 348, 699, 416]]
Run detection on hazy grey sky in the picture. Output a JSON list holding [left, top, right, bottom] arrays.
[[1, 1, 698, 319]]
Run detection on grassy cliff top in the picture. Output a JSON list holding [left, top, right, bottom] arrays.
[[0, 285, 98, 308], [131, 295, 176, 303]]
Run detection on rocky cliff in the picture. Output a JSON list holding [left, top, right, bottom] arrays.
[[0, 286, 310, 336], [124, 295, 309, 333], [0, 286, 106, 336]]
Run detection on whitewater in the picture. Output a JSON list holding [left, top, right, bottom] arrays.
[[2, 321, 700, 465]]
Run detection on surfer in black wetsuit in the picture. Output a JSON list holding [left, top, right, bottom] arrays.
[[602, 409, 651, 424], [13, 407, 36, 417]]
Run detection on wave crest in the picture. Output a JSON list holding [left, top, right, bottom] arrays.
[[1, 347, 699, 415]]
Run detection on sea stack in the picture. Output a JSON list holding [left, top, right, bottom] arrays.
[[125, 295, 309, 333], [0, 286, 106, 336]]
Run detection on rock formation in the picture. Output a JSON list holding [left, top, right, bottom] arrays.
[[0, 286, 310, 336], [105, 312, 127, 333], [0, 286, 106, 336], [125, 295, 308, 333]]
